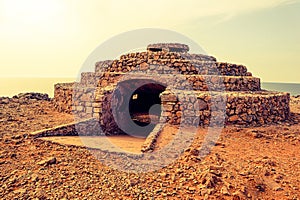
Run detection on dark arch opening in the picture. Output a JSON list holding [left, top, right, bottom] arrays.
[[148, 47, 163, 52], [129, 83, 166, 128], [111, 79, 166, 138]]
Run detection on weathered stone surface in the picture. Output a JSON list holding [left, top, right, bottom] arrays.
[[53, 43, 291, 134], [228, 115, 240, 122], [198, 99, 208, 110], [147, 43, 190, 53], [54, 83, 75, 113]]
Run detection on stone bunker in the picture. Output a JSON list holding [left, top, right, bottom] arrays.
[[43, 43, 290, 151]]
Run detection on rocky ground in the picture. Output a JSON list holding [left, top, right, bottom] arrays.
[[0, 93, 299, 199]]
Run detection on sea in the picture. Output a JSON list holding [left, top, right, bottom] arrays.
[[0, 78, 76, 98], [0, 78, 299, 98], [261, 82, 300, 96]]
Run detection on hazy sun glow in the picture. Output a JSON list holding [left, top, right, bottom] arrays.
[[1, 0, 65, 25], [0, 0, 299, 84]]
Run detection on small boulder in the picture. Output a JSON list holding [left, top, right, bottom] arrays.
[[37, 157, 56, 166], [228, 115, 240, 122]]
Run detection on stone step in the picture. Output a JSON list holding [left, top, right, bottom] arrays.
[[95, 57, 249, 76], [53, 42, 291, 132], [80, 72, 260, 92], [116, 51, 216, 61], [179, 53, 217, 62], [146, 43, 216, 61], [147, 43, 190, 53]]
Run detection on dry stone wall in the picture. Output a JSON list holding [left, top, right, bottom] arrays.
[[30, 118, 104, 138], [53, 43, 291, 135], [80, 72, 122, 87], [160, 91, 290, 127], [54, 83, 75, 113], [147, 43, 190, 53], [81, 72, 260, 92], [98, 51, 249, 76]]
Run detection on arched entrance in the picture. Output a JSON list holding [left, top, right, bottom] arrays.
[[111, 79, 166, 138], [129, 83, 166, 126]]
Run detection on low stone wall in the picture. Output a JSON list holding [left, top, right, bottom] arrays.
[[70, 89, 290, 134], [54, 83, 75, 113], [72, 86, 100, 119], [184, 75, 260, 91], [161, 91, 290, 127], [30, 118, 104, 138]]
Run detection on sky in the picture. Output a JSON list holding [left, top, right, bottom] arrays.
[[0, 0, 299, 83]]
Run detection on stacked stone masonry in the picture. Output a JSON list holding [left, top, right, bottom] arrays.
[[54, 83, 75, 113], [160, 90, 290, 127], [54, 43, 290, 135]]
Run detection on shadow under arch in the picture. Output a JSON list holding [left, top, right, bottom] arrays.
[[111, 78, 167, 138]]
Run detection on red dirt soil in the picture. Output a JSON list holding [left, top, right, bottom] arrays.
[[0, 97, 299, 199]]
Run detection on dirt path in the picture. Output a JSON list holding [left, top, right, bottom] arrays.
[[40, 136, 145, 154]]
